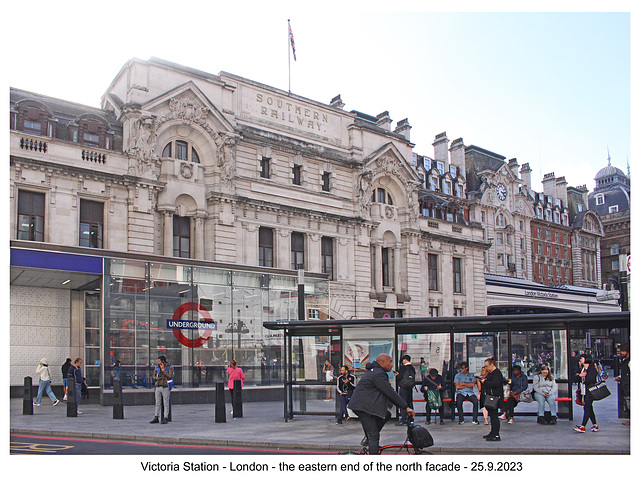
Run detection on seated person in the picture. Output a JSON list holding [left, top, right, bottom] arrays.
[[533, 365, 558, 424], [501, 365, 528, 424], [420, 368, 445, 425], [454, 361, 479, 425]]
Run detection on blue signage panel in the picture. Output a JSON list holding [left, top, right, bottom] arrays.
[[11, 248, 103, 274], [166, 319, 217, 330]]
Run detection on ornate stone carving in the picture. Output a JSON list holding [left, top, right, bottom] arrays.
[[180, 162, 193, 179], [355, 170, 373, 218], [129, 115, 159, 176], [216, 134, 238, 189], [157, 97, 217, 138]]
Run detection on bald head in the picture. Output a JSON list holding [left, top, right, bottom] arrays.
[[376, 354, 393, 372]]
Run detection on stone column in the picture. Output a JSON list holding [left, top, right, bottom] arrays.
[[163, 211, 173, 257], [193, 216, 205, 260], [393, 244, 401, 293], [373, 244, 382, 292]]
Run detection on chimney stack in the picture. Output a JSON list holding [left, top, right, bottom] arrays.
[[520, 163, 532, 192], [393, 118, 411, 141], [449, 137, 465, 173], [330, 94, 344, 109], [376, 111, 392, 131], [542, 172, 557, 200], [433, 131, 449, 163], [508, 158, 519, 177]]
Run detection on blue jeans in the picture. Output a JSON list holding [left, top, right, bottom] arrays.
[[534, 392, 557, 416], [36, 380, 57, 404]]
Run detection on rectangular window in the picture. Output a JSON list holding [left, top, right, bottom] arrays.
[[79, 199, 104, 248], [175, 140, 188, 160], [17, 190, 45, 241], [496, 232, 504, 245], [436, 162, 444, 175], [292, 165, 302, 185], [453, 257, 462, 293], [258, 227, 274, 267], [429, 306, 439, 317], [321, 236, 334, 280], [82, 132, 100, 147], [443, 181, 451, 195], [260, 157, 270, 178], [609, 205, 619, 213], [454, 308, 464, 316], [481, 211, 486, 222], [321, 172, 330, 192], [382, 247, 391, 287], [497, 254, 504, 266], [291, 232, 305, 270], [173, 215, 190, 258], [308, 308, 320, 320], [24, 119, 42, 135], [428, 253, 439, 291]]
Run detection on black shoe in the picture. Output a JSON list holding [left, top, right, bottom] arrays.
[[549, 416, 557, 425], [161, 417, 168, 424], [439, 419, 445, 425], [425, 420, 431, 425], [395, 421, 407, 426], [336, 419, 343, 424], [360, 436, 369, 446], [150, 417, 159, 424], [485, 435, 501, 441], [483, 433, 493, 438]]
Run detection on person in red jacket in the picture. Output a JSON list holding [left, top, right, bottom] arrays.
[[227, 359, 245, 402]]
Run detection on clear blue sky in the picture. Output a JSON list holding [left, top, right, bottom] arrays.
[[4, 3, 632, 193]]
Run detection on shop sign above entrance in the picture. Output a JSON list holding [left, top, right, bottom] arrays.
[[168, 302, 216, 348]]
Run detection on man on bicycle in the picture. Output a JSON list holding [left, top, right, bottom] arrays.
[[349, 354, 415, 455]]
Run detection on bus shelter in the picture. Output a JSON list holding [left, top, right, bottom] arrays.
[[264, 312, 630, 421]]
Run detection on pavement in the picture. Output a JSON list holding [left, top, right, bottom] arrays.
[[10, 376, 630, 455]]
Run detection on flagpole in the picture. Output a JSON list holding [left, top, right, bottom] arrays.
[[288, 19, 291, 93]]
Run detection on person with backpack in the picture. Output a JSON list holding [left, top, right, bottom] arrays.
[[421, 368, 445, 425], [349, 354, 415, 455], [150, 355, 173, 424], [61, 358, 72, 401], [395, 354, 416, 426]]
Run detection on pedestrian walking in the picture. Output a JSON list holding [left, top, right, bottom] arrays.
[[150, 355, 173, 424], [336, 365, 356, 424], [34, 358, 60, 407], [574, 354, 600, 433]]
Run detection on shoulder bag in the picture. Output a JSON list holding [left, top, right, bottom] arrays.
[[484, 394, 500, 410], [588, 379, 611, 401]]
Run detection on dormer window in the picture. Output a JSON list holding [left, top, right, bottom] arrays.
[[436, 162, 444, 175], [423, 158, 431, 170], [595, 194, 604, 206], [449, 165, 457, 177], [24, 120, 42, 135], [443, 181, 451, 195]]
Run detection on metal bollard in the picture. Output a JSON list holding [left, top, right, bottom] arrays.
[[67, 381, 77, 417], [232, 379, 243, 418], [113, 379, 124, 419], [23, 377, 33, 415], [215, 381, 226, 423]]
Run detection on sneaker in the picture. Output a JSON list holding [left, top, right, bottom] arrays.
[[439, 419, 445, 425], [395, 421, 406, 426], [508, 418, 514, 424], [573, 425, 586, 433], [76, 411, 82, 415], [472, 420, 479, 425], [486, 435, 501, 441], [336, 419, 343, 424], [499, 413, 507, 420], [63, 395, 67, 401], [150, 417, 159, 424], [33, 403, 41, 406], [591, 424, 599, 432], [53, 400, 60, 406], [161, 417, 168, 424], [622, 421, 630, 426], [425, 420, 431, 425], [458, 420, 465, 424], [360, 436, 369, 446]]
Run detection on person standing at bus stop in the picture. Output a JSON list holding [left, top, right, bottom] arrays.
[[150, 355, 173, 424], [615, 344, 630, 426]]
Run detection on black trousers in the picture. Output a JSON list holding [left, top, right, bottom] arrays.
[[504, 396, 518, 418], [487, 406, 500, 437], [353, 410, 391, 455], [581, 392, 597, 427], [398, 387, 413, 423]]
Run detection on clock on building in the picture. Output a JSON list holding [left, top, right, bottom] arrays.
[[496, 183, 507, 201]]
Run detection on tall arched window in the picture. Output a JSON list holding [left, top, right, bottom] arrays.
[[371, 188, 393, 205], [162, 140, 200, 163]]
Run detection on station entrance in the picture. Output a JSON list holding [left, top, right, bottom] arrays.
[[264, 312, 629, 421]]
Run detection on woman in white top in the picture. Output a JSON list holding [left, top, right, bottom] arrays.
[[532, 365, 558, 424], [34, 358, 60, 406]]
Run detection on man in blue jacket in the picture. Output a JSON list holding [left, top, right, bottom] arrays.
[[349, 354, 415, 454], [67, 358, 84, 415]]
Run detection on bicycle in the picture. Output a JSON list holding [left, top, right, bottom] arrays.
[[340, 418, 433, 455]]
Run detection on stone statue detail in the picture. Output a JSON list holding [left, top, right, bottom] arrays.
[[130, 115, 158, 176], [356, 170, 373, 218]]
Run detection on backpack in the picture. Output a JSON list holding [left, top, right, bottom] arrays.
[[408, 424, 434, 449], [399, 365, 415, 389]]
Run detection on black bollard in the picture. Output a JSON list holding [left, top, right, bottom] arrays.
[[113, 379, 124, 419], [23, 377, 33, 415], [67, 381, 77, 417], [215, 381, 226, 423], [232, 379, 243, 418]]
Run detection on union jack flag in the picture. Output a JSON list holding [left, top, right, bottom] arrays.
[[289, 21, 297, 61]]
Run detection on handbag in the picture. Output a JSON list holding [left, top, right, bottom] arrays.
[[588, 380, 611, 401], [484, 394, 500, 410], [519, 389, 533, 403], [426, 389, 443, 409], [575, 387, 584, 406]]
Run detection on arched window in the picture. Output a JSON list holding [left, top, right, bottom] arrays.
[[496, 214, 505, 227], [162, 140, 200, 163], [371, 188, 393, 205], [611, 243, 620, 255]]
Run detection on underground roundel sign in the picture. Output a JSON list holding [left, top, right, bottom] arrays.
[[167, 302, 216, 348]]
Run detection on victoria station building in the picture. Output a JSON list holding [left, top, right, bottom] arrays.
[[10, 58, 627, 405]]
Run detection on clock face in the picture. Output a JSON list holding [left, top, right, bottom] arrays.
[[496, 183, 507, 201]]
